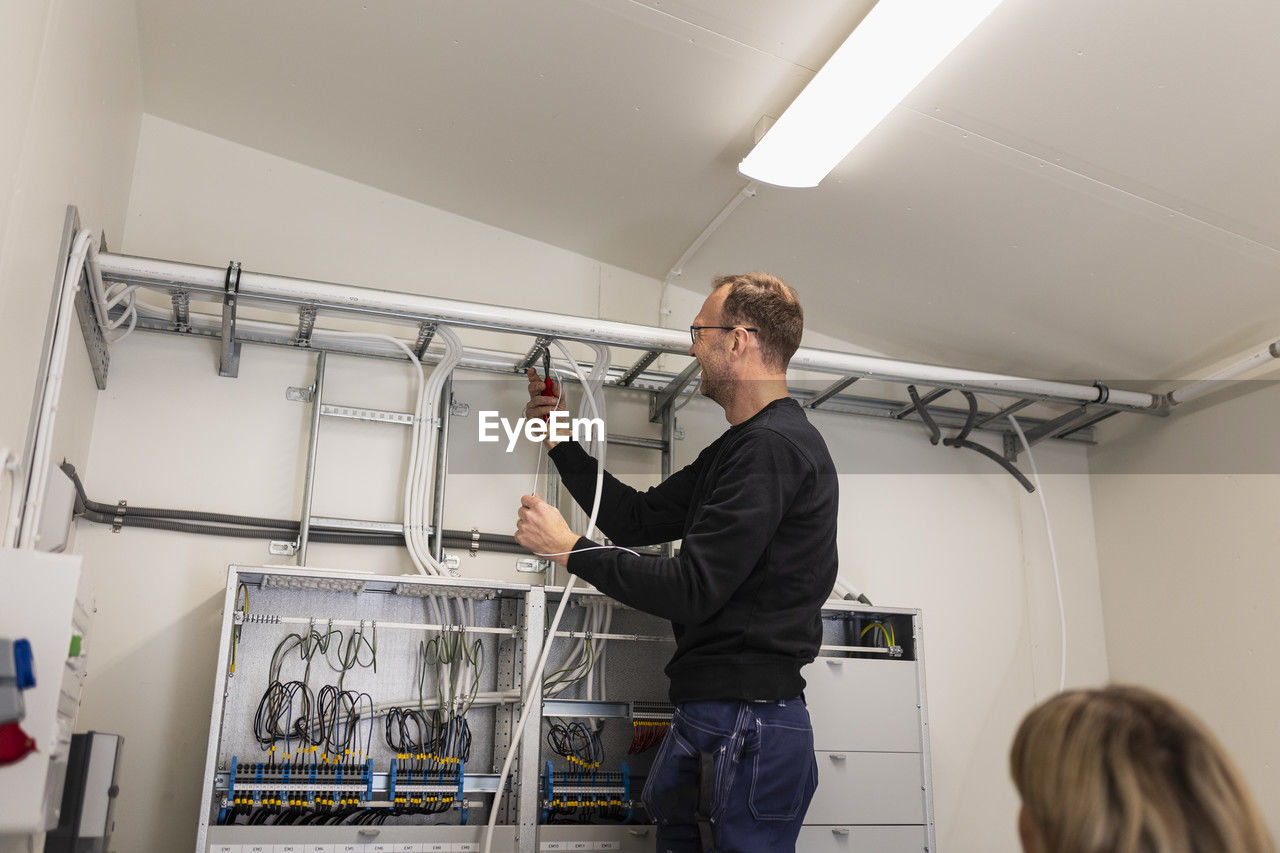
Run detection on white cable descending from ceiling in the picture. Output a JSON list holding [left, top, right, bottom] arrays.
[[482, 341, 611, 853], [310, 326, 479, 721], [977, 398, 1065, 696], [1007, 415, 1067, 695]]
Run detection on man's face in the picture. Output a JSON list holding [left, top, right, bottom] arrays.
[[688, 287, 732, 403]]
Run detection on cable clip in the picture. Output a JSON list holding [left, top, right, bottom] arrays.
[[111, 499, 127, 533], [469, 528, 480, 557]]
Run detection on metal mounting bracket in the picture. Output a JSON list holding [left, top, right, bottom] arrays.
[[517, 336, 554, 373], [619, 350, 661, 386], [516, 558, 550, 573], [286, 384, 315, 403], [170, 289, 191, 333], [269, 540, 298, 556], [296, 305, 317, 346], [413, 321, 438, 360], [219, 261, 242, 377], [1004, 433, 1020, 463]]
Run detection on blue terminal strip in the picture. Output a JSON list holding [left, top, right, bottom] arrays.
[[621, 761, 633, 823], [541, 762, 632, 824], [457, 758, 468, 824], [13, 640, 34, 690]]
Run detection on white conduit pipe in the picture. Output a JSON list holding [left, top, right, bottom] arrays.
[[95, 252, 1158, 410], [1, 448, 21, 549], [658, 182, 759, 323], [1166, 340, 1280, 406], [19, 231, 96, 548], [831, 575, 866, 602]]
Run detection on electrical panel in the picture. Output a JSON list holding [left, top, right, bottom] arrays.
[[197, 566, 934, 853], [0, 550, 92, 837]]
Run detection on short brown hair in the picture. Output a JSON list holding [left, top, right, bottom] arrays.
[[712, 272, 803, 370], [1011, 685, 1274, 853]]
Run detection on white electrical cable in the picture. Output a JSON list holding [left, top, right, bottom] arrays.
[[314, 327, 480, 715], [1, 447, 21, 549], [973, 394, 1067, 695], [84, 241, 139, 343], [1003, 414, 1067, 694], [530, 367, 564, 495], [483, 342, 610, 853]]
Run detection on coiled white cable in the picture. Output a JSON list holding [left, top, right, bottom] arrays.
[[84, 240, 138, 344]]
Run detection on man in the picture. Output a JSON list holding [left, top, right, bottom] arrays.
[[514, 272, 838, 853]]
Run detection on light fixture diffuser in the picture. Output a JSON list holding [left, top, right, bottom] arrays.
[[739, 0, 1005, 188]]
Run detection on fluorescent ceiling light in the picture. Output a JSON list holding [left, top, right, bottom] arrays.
[[739, 0, 1005, 188]]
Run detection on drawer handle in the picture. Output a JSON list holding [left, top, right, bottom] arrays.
[[832, 827, 850, 836], [825, 658, 842, 667], [829, 752, 848, 761]]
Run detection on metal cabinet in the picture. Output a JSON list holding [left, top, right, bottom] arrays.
[[196, 568, 933, 853], [801, 604, 934, 852]]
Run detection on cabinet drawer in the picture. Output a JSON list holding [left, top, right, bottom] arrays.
[[802, 658, 921, 752], [796, 825, 928, 853], [805, 750, 926, 826]]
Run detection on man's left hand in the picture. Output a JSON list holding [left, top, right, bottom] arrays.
[[515, 494, 579, 568]]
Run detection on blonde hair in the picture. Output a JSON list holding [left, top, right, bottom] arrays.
[[1011, 685, 1274, 853]]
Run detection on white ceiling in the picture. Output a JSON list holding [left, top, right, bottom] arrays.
[[135, 0, 1280, 382]]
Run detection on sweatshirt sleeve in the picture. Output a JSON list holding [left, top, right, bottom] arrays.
[[563, 430, 810, 624], [547, 439, 702, 547]]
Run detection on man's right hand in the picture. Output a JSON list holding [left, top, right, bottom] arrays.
[[525, 367, 567, 447]]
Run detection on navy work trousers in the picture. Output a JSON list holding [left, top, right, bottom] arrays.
[[641, 698, 818, 853]]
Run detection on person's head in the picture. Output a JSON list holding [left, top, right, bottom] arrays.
[[687, 272, 803, 404], [1010, 685, 1274, 853]]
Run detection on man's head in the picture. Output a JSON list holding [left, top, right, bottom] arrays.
[[688, 272, 803, 406]]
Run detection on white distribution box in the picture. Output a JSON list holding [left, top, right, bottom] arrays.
[[0, 549, 89, 835]]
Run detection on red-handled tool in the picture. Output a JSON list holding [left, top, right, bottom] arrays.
[[540, 350, 554, 420]]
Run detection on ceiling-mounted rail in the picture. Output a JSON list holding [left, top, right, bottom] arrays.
[[96, 252, 1160, 414]]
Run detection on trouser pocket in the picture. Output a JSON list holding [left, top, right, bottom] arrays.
[[747, 720, 817, 822], [641, 721, 701, 826]]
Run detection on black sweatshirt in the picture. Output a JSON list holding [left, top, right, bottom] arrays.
[[549, 396, 839, 703]]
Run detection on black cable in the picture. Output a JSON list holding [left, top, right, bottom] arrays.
[[66, 461, 533, 551]]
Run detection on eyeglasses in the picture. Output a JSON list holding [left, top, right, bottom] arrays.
[[689, 325, 758, 345]]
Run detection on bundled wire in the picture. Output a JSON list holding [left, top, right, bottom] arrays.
[[860, 621, 896, 649], [627, 720, 669, 755], [546, 719, 603, 769]]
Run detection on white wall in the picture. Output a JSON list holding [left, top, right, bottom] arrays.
[[0, 0, 142, 511], [0, 1, 141, 850], [1090, 386, 1280, 833], [73, 116, 1110, 852]]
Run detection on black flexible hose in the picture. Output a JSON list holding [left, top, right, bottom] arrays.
[[63, 461, 298, 528], [64, 461, 530, 548]]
